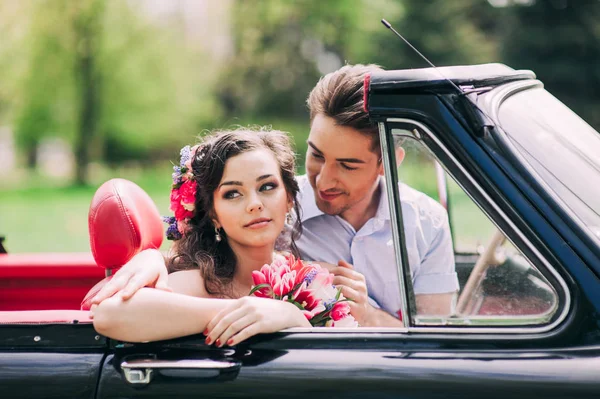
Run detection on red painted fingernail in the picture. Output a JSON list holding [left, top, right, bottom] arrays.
[[215, 339, 221, 347], [205, 336, 212, 345], [203, 328, 209, 335], [226, 339, 234, 346]]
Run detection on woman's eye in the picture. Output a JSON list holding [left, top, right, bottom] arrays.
[[341, 163, 358, 171], [311, 152, 324, 160], [224, 190, 241, 199], [260, 182, 277, 192]]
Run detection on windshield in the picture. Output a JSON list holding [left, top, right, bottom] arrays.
[[497, 86, 600, 243]]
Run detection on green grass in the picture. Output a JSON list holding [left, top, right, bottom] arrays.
[[0, 167, 174, 253]]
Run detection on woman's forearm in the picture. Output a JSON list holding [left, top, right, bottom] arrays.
[[92, 288, 233, 342]]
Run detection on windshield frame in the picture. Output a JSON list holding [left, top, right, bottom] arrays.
[[478, 79, 600, 257]]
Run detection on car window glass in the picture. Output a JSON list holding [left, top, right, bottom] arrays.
[[392, 133, 560, 327], [498, 87, 600, 244]]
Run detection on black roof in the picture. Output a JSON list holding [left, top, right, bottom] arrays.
[[369, 63, 536, 92]]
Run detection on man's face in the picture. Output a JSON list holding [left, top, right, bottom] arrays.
[[305, 113, 383, 217]]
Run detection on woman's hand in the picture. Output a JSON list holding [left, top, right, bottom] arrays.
[[91, 249, 170, 305], [204, 296, 311, 347]]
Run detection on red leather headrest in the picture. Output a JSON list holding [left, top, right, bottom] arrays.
[[89, 178, 163, 270]]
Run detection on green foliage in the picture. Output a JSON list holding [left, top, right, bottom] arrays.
[[9, 0, 220, 181], [500, 0, 600, 128], [365, 0, 498, 69], [219, 0, 391, 119]]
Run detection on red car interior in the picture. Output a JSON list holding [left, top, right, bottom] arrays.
[[0, 178, 163, 322]]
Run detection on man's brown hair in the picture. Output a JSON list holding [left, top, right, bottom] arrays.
[[307, 64, 383, 153]]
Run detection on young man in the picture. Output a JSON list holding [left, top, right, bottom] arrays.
[[294, 64, 458, 327], [92, 64, 458, 328]]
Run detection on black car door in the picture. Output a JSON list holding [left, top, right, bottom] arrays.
[[95, 331, 600, 399], [0, 322, 106, 399]]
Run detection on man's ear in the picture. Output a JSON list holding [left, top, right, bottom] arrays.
[[395, 146, 406, 166]]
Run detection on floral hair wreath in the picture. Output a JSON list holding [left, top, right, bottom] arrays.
[[163, 144, 206, 240]]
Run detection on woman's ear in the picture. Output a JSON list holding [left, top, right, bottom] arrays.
[[212, 219, 221, 230]]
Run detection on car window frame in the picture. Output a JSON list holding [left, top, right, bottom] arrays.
[[379, 117, 570, 334]]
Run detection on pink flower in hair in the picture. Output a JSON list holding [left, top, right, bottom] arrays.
[[179, 180, 197, 211]]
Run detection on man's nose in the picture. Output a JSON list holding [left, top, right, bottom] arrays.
[[316, 162, 338, 190]]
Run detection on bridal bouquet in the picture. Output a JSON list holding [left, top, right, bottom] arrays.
[[249, 254, 358, 327]]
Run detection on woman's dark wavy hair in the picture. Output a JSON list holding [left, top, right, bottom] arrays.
[[167, 127, 302, 298]]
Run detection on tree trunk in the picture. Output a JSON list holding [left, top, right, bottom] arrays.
[[73, 1, 102, 186]]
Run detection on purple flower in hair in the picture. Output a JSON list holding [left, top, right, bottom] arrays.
[[179, 145, 191, 168]]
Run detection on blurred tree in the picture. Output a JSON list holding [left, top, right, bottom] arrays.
[[0, 2, 31, 127], [221, 0, 498, 123], [12, 1, 75, 169], [500, 0, 600, 129], [12, 0, 219, 184], [364, 0, 498, 69], [219, 0, 389, 120]]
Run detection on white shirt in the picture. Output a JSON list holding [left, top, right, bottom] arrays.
[[293, 175, 458, 316]]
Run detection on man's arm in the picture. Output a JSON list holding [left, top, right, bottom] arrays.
[[415, 293, 455, 316]]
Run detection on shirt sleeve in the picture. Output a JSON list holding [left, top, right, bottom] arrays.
[[412, 206, 459, 295]]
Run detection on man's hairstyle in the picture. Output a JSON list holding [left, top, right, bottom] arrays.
[[307, 64, 383, 154]]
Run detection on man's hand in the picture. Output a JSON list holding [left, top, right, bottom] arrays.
[[327, 260, 374, 326], [91, 249, 171, 305], [316, 260, 404, 327]]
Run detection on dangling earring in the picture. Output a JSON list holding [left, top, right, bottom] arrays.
[[286, 212, 293, 225], [215, 226, 222, 242]]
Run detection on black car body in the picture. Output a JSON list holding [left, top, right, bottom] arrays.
[[2, 63, 600, 398]]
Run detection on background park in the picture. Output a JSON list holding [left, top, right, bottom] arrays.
[[0, 0, 598, 253]]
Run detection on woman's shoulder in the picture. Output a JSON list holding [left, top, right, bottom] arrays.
[[168, 269, 209, 298]]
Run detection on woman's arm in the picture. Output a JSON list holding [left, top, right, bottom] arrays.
[[92, 273, 311, 344], [92, 288, 232, 342]]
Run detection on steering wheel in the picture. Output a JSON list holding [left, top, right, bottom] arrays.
[[455, 229, 507, 316]]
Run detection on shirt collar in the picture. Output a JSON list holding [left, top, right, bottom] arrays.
[[298, 176, 390, 222]]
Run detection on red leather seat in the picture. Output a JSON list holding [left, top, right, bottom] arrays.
[[80, 178, 163, 310]]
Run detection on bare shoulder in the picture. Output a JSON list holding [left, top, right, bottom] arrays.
[[168, 270, 208, 298]]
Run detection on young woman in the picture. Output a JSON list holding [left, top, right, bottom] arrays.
[[91, 128, 312, 347]]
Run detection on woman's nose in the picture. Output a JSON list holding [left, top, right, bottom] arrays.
[[247, 195, 264, 213]]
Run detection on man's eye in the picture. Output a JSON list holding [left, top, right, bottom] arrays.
[[260, 183, 277, 192], [224, 190, 241, 199], [341, 163, 358, 171]]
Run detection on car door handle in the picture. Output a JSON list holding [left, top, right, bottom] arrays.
[[121, 358, 241, 385]]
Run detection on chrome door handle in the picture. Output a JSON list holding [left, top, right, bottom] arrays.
[[121, 358, 241, 385]]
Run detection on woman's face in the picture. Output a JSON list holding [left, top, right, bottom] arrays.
[[212, 148, 292, 250]]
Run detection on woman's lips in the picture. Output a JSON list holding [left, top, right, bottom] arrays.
[[244, 218, 272, 229], [318, 191, 342, 201]]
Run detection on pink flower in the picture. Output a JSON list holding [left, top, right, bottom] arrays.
[[293, 286, 320, 311], [332, 315, 359, 328], [310, 269, 337, 302], [273, 272, 295, 297], [302, 302, 326, 321], [170, 189, 193, 221], [330, 301, 351, 321], [251, 267, 274, 298], [179, 180, 197, 211]]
